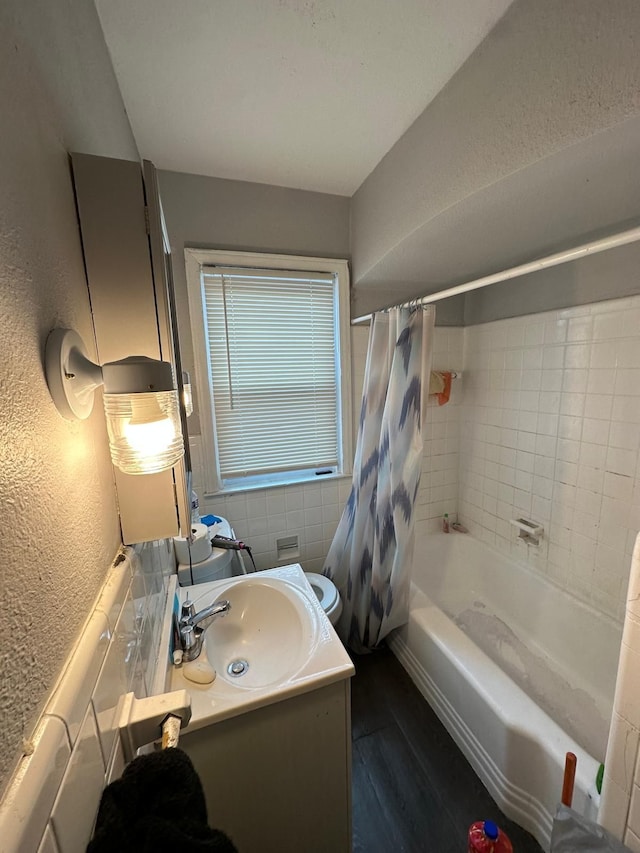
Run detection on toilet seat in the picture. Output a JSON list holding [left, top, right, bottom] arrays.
[[305, 572, 339, 614]]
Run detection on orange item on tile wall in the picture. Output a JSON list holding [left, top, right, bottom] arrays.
[[437, 371, 452, 405]]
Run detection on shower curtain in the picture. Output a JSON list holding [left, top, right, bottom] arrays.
[[323, 305, 434, 652]]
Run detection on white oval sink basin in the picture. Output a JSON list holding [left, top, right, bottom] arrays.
[[200, 577, 317, 688], [170, 565, 354, 729]]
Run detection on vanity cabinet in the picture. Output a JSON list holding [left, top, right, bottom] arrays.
[[70, 153, 190, 543], [180, 679, 352, 852]]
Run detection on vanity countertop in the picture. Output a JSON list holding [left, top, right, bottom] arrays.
[[165, 565, 354, 733]]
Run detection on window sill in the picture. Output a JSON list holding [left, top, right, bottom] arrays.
[[204, 471, 352, 498]]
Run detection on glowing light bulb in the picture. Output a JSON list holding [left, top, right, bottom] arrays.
[[103, 391, 183, 475], [124, 413, 176, 456]]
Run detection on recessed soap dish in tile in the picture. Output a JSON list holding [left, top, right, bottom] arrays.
[[510, 517, 543, 545]]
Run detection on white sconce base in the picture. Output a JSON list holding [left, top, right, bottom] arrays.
[[45, 329, 103, 420]]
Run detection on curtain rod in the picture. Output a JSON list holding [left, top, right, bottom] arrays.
[[351, 224, 640, 325]]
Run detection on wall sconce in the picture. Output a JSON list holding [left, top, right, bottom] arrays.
[[46, 329, 185, 475], [182, 371, 193, 418]]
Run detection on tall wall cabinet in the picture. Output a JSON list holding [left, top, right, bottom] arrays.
[[71, 154, 191, 543]]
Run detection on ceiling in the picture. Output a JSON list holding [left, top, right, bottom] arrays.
[[95, 0, 514, 196]]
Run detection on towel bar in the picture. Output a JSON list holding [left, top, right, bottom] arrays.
[[118, 689, 192, 761]]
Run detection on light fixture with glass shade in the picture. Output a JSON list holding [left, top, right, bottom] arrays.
[[45, 329, 185, 475]]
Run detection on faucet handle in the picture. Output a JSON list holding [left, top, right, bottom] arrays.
[[181, 597, 196, 624], [180, 624, 197, 654]]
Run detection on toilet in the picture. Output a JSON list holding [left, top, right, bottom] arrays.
[[304, 572, 343, 627], [175, 516, 343, 626]]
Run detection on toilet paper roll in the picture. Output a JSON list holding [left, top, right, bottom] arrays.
[[173, 523, 213, 565]]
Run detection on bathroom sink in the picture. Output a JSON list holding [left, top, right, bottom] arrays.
[[168, 564, 354, 731], [204, 577, 316, 688]]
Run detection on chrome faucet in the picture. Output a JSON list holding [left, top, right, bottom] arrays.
[[179, 598, 231, 662]]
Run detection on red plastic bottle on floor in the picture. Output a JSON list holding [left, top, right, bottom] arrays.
[[467, 820, 513, 853]]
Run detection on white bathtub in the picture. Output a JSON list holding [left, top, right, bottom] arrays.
[[387, 531, 623, 852]]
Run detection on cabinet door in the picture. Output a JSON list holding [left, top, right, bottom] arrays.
[[181, 680, 352, 852], [71, 153, 190, 543]]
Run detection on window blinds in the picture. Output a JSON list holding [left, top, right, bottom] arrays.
[[202, 267, 339, 480]]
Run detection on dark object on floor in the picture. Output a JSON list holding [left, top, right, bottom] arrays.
[[350, 644, 543, 853], [87, 747, 238, 852]]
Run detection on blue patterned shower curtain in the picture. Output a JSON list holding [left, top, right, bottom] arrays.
[[323, 306, 434, 652]]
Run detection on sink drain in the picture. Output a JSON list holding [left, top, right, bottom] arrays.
[[227, 659, 249, 677]]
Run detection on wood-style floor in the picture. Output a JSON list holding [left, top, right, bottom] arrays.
[[350, 645, 543, 852]]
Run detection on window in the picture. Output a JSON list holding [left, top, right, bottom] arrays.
[[185, 250, 352, 493]]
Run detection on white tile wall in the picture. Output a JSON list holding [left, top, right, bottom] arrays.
[[201, 477, 354, 573], [0, 540, 174, 853], [50, 707, 105, 851], [459, 296, 640, 621], [0, 716, 70, 853], [417, 327, 464, 531]]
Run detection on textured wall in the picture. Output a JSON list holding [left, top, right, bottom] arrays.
[[0, 0, 138, 791], [351, 0, 640, 315]]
